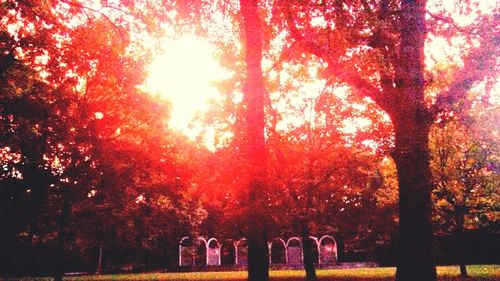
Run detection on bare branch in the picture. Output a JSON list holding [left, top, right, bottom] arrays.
[[59, 0, 128, 43]]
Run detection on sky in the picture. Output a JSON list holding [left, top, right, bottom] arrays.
[[144, 35, 230, 145]]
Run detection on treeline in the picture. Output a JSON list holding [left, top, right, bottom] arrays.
[[3, 230, 499, 276]]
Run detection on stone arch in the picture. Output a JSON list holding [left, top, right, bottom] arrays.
[[179, 236, 194, 266], [270, 238, 287, 264], [286, 237, 303, 266], [207, 238, 221, 266], [235, 238, 248, 265], [319, 235, 337, 265], [307, 236, 320, 264], [194, 237, 207, 266], [221, 239, 236, 265]]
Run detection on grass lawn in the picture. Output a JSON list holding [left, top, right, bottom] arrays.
[[12, 265, 500, 281]]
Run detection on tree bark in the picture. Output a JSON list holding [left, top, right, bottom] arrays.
[[455, 207, 467, 278], [301, 224, 317, 281], [393, 1, 437, 281], [302, 178, 316, 281], [240, 1, 270, 281], [393, 118, 437, 281]]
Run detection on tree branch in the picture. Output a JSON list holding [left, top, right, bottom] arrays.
[[431, 32, 499, 117], [284, 5, 392, 114], [59, 0, 128, 43], [426, 11, 475, 35]]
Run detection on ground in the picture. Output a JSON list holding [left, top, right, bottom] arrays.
[[8, 265, 500, 281]]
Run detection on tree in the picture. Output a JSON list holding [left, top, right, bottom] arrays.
[[3, 1, 497, 279], [430, 103, 500, 277], [1, 1, 209, 278], [264, 63, 391, 279], [272, 1, 498, 280], [0, 55, 68, 279], [240, 0, 270, 280], [192, 3, 396, 278]]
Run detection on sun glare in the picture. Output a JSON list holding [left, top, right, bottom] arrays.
[[146, 35, 229, 140]]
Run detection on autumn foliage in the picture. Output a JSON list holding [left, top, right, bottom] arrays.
[[0, 1, 498, 281]]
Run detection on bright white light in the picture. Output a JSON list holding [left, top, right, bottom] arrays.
[[145, 35, 229, 140]]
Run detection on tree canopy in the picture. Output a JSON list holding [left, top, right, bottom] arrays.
[[0, 1, 498, 281]]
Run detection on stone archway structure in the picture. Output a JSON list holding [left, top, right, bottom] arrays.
[[286, 237, 303, 266], [178, 236, 209, 266], [269, 238, 287, 264], [194, 237, 208, 266], [179, 236, 193, 266], [308, 236, 320, 264], [179, 234, 337, 267], [207, 238, 221, 266], [234, 238, 248, 265], [319, 235, 337, 265], [221, 239, 236, 265]]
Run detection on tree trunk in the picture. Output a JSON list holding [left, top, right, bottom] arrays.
[[301, 224, 317, 281], [96, 241, 104, 275], [455, 208, 467, 278], [393, 119, 437, 281], [55, 197, 70, 281], [240, 1, 270, 281], [458, 238, 467, 278], [459, 263, 467, 278], [302, 180, 317, 281], [393, 1, 437, 281], [247, 215, 269, 281]]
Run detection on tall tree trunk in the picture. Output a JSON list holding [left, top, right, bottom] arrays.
[[302, 180, 316, 281], [240, 1, 270, 281], [393, 1, 437, 281], [393, 119, 436, 281], [301, 224, 317, 281], [457, 230, 467, 278]]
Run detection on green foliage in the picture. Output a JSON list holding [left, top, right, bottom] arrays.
[[430, 104, 500, 233]]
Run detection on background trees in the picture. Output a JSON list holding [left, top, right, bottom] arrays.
[[430, 100, 500, 277], [1, 1, 497, 281], [0, 1, 204, 278]]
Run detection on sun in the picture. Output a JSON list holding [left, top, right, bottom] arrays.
[[145, 35, 229, 139]]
